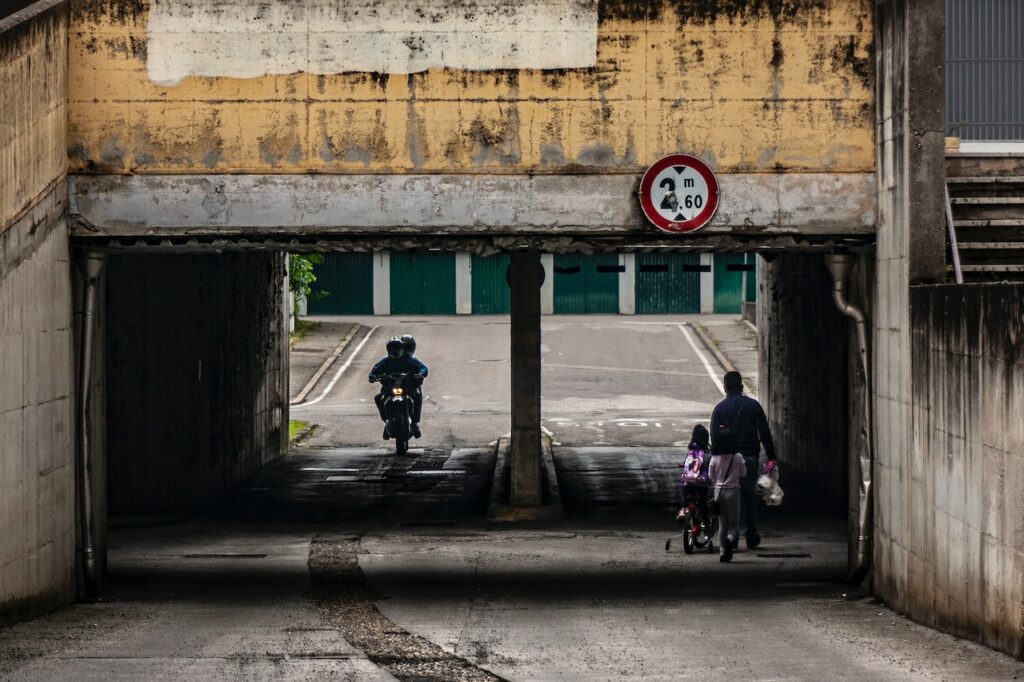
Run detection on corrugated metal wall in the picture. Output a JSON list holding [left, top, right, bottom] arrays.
[[635, 253, 700, 314], [106, 252, 288, 514], [471, 254, 511, 314], [946, 0, 1024, 140], [308, 253, 374, 315], [390, 252, 456, 315], [553, 254, 619, 314]]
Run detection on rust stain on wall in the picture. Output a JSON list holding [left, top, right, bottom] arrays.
[[66, 0, 874, 175]]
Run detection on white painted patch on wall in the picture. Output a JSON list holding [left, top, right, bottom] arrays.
[[146, 0, 599, 85]]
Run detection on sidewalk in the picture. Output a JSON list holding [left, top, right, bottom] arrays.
[[289, 317, 359, 400], [695, 316, 759, 396]]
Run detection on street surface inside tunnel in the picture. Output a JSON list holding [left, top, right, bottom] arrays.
[[5, 316, 1021, 680], [291, 314, 726, 450], [3, 511, 1022, 680]]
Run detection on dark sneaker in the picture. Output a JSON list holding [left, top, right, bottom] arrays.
[[746, 535, 761, 550], [720, 536, 733, 562], [411, 423, 422, 438]]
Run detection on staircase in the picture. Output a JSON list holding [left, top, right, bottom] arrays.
[[945, 154, 1024, 281]]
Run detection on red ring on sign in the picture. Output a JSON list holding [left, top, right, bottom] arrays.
[[639, 154, 720, 233]]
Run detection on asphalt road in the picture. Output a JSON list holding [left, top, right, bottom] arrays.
[[7, 316, 1020, 680], [292, 315, 726, 449]]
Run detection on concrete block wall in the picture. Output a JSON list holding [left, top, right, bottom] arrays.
[[104, 252, 288, 515], [0, 185, 75, 623], [0, 2, 75, 624], [907, 284, 1024, 658]]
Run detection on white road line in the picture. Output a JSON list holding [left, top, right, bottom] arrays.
[[544, 362, 708, 378], [292, 326, 378, 409], [678, 324, 725, 396], [744, 319, 758, 334]]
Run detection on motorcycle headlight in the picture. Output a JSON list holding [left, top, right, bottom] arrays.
[[392, 387, 404, 396]]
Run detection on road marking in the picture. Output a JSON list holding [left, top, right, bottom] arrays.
[[292, 326, 378, 409], [544, 362, 707, 378], [745, 319, 758, 334], [291, 324, 361, 405], [678, 324, 725, 396]]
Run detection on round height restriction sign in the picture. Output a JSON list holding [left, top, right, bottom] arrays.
[[639, 154, 720, 233]]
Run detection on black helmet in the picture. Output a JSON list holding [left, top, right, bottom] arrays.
[[400, 334, 416, 356], [386, 337, 404, 359]]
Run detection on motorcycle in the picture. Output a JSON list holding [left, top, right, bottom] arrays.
[[378, 372, 418, 455]]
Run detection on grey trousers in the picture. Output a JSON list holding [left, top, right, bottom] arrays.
[[715, 486, 742, 552]]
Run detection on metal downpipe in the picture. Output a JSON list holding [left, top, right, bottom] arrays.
[[824, 253, 873, 586], [76, 254, 106, 598]]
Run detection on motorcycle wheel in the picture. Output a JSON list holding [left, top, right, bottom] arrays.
[[396, 437, 408, 456]]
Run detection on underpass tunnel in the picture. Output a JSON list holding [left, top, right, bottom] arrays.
[[73, 241, 870, 595], [76, 250, 291, 593], [290, 245, 868, 570]]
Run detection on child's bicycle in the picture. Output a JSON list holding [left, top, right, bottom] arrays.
[[665, 486, 717, 554]]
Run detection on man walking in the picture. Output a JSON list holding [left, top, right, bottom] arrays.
[[710, 371, 777, 549]]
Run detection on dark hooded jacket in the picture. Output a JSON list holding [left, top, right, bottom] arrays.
[[710, 392, 776, 459]]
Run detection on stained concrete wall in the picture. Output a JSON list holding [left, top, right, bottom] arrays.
[[0, 2, 75, 623], [907, 284, 1024, 658], [758, 253, 849, 507], [67, 0, 874, 175], [104, 252, 288, 515], [1, 1, 67, 230], [863, 0, 1023, 658]]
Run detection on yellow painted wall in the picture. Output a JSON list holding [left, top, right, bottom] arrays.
[[1, 5, 68, 230], [68, 0, 873, 175]]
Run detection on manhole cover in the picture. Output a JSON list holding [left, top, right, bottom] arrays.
[[757, 553, 812, 559]]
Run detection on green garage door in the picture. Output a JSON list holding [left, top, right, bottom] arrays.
[[471, 254, 510, 314], [553, 254, 620, 314], [390, 252, 456, 314], [635, 253, 700, 314], [713, 253, 755, 314], [307, 253, 374, 315]]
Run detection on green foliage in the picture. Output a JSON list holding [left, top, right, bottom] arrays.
[[289, 419, 314, 444], [289, 253, 328, 304], [289, 319, 320, 347]]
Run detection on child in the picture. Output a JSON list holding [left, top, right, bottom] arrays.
[[678, 425, 711, 522], [709, 448, 747, 562]]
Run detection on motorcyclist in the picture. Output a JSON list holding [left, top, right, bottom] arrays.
[[399, 334, 428, 435], [369, 337, 427, 439]]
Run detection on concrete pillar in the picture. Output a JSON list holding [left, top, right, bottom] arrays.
[[540, 253, 554, 315], [699, 252, 714, 313], [455, 252, 472, 314], [508, 251, 543, 506], [372, 251, 391, 316], [618, 253, 635, 315]]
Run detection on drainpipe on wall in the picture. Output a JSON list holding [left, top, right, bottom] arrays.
[[824, 253, 873, 585], [75, 253, 106, 599]]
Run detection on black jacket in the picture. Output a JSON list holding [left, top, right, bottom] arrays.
[[710, 392, 776, 459], [369, 356, 426, 384]]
